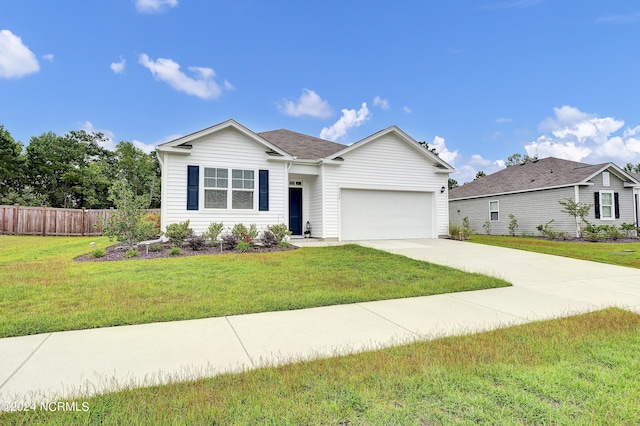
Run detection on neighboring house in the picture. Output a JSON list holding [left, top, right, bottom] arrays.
[[156, 119, 455, 241], [449, 157, 640, 237]]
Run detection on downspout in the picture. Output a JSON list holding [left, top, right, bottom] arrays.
[[320, 163, 326, 240], [156, 150, 167, 233], [284, 161, 292, 228], [574, 185, 581, 237]]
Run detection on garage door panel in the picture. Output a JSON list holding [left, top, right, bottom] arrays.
[[340, 189, 433, 240]]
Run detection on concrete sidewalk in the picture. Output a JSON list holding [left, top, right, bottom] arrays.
[[2, 239, 640, 405]]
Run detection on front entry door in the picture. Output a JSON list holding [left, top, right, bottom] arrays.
[[289, 187, 303, 235]]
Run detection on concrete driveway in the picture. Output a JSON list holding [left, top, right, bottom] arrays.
[[2, 238, 640, 407]]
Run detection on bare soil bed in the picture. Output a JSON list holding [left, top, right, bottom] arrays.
[[75, 242, 298, 262]]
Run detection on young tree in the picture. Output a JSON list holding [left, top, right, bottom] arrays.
[[559, 197, 592, 238], [101, 181, 157, 248]]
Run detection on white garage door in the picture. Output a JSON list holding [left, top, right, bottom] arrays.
[[340, 189, 433, 240]]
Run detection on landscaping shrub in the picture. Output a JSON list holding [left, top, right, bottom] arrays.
[[449, 223, 462, 240], [164, 220, 193, 247], [220, 233, 239, 250], [620, 222, 638, 238], [169, 246, 182, 256], [145, 212, 161, 235], [147, 242, 165, 252], [204, 222, 224, 242], [267, 223, 291, 243], [235, 240, 253, 253], [461, 216, 475, 239], [91, 248, 107, 258], [482, 220, 491, 235], [187, 234, 208, 251], [508, 213, 519, 236], [259, 230, 279, 248], [231, 223, 259, 242], [125, 248, 138, 258]]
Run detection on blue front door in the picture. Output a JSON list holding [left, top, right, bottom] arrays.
[[289, 187, 303, 235]]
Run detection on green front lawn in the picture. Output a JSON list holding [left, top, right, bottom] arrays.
[[0, 236, 509, 338], [4, 308, 639, 425], [471, 234, 640, 268]]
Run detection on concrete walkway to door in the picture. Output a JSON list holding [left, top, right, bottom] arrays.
[[2, 239, 640, 406]]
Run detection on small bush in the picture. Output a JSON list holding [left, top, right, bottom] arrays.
[[508, 214, 519, 236], [204, 222, 224, 242], [220, 233, 239, 250], [482, 220, 491, 235], [164, 220, 193, 247], [125, 248, 138, 258], [187, 234, 208, 251], [449, 223, 462, 240], [620, 223, 638, 238], [278, 240, 291, 248], [267, 223, 291, 243], [231, 223, 259, 242], [536, 220, 569, 240], [91, 248, 107, 258], [236, 240, 253, 253], [602, 225, 624, 241], [148, 242, 165, 252], [169, 246, 182, 256], [259, 230, 279, 248], [145, 212, 161, 235], [461, 217, 475, 239]]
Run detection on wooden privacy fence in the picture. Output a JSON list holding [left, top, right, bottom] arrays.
[[0, 205, 160, 237]]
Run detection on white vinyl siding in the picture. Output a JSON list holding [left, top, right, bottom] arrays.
[[161, 128, 287, 235], [322, 133, 448, 239], [600, 190, 614, 219], [489, 200, 499, 221]]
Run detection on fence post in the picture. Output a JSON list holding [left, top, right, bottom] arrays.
[[81, 208, 86, 236], [42, 206, 47, 236], [13, 204, 19, 235]]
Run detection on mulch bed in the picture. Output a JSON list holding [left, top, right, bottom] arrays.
[[74, 241, 298, 262]]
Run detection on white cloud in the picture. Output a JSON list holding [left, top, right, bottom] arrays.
[[42, 53, 54, 62], [279, 89, 333, 118], [320, 102, 371, 141], [523, 105, 640, 164], [139, 54, 230, 99], [111, 57, 126, 74], [596, 13, 640, 24], [403, 106, 412, 114], [0, 29, 39, 79], [135, 0, 177, 13], [495, 117, 513, 124], [80, 121, 117, 151], [451, 155, 506, 184], [430, 136, 458, 165], [373, 96, 390, 110]]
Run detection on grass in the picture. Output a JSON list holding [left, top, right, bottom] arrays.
[[471, 234, 640, 269], [3, 308, 639, 425], [0, 236, 509, 338]]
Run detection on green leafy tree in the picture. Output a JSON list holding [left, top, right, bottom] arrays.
[[101, 181, 157, 248], [474, 171, 486, 180], [0, 125, 26, 199], [505, 153, 538, 167], [559, 197, 592, 238], [623, 163, 640, 174], [448, 178, 459, 189], [112, 142, 160, 208]]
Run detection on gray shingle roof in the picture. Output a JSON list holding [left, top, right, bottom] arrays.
[[258, 129, 347, 160], [449, 157, 609, 200]]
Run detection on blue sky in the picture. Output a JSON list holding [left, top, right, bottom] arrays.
[[2, 0, 640, 182]]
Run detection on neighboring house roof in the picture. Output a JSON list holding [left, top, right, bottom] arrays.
[[449, 157, 638, 200], [257, 129, 346, 160]]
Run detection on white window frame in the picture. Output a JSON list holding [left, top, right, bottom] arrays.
[[602, 171, 610, 187], [203, 167, 228, 209], [599, 190, 614, 220], [203, 167, 256, 210], [489, 200, 499, 222]]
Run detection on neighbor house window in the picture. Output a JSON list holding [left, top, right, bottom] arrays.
[[203, 168, 255, 209], [489, 201, 499, 221], [600, 191, 614, 219], [231, 169, 254, 209]]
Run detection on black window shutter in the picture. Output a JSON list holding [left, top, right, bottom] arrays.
[[614, 192, 620, 219], [594, 192, 600, 219], [187, 165, 199, 210], [259, 170, 269, 211]]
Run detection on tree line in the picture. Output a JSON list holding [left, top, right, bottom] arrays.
[[0, 125, 160, 209]]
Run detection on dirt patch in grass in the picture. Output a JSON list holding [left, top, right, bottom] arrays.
[[75, 242, 298, 262]]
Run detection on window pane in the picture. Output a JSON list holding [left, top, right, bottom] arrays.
[[232, 179, 243, 188], [244, 170, 254, 180], [489, 201, 498, 211], [232, 191, 253, 209], [218, 169, 228, 178], [490, 212, 499, 221], [601, 193, 612, 205], [205, 190, 226, 208], [204, 177, 216, 188], [602, 206, 612, 218], [244, 179, 254, 189], [232, 169, 243, 179]]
